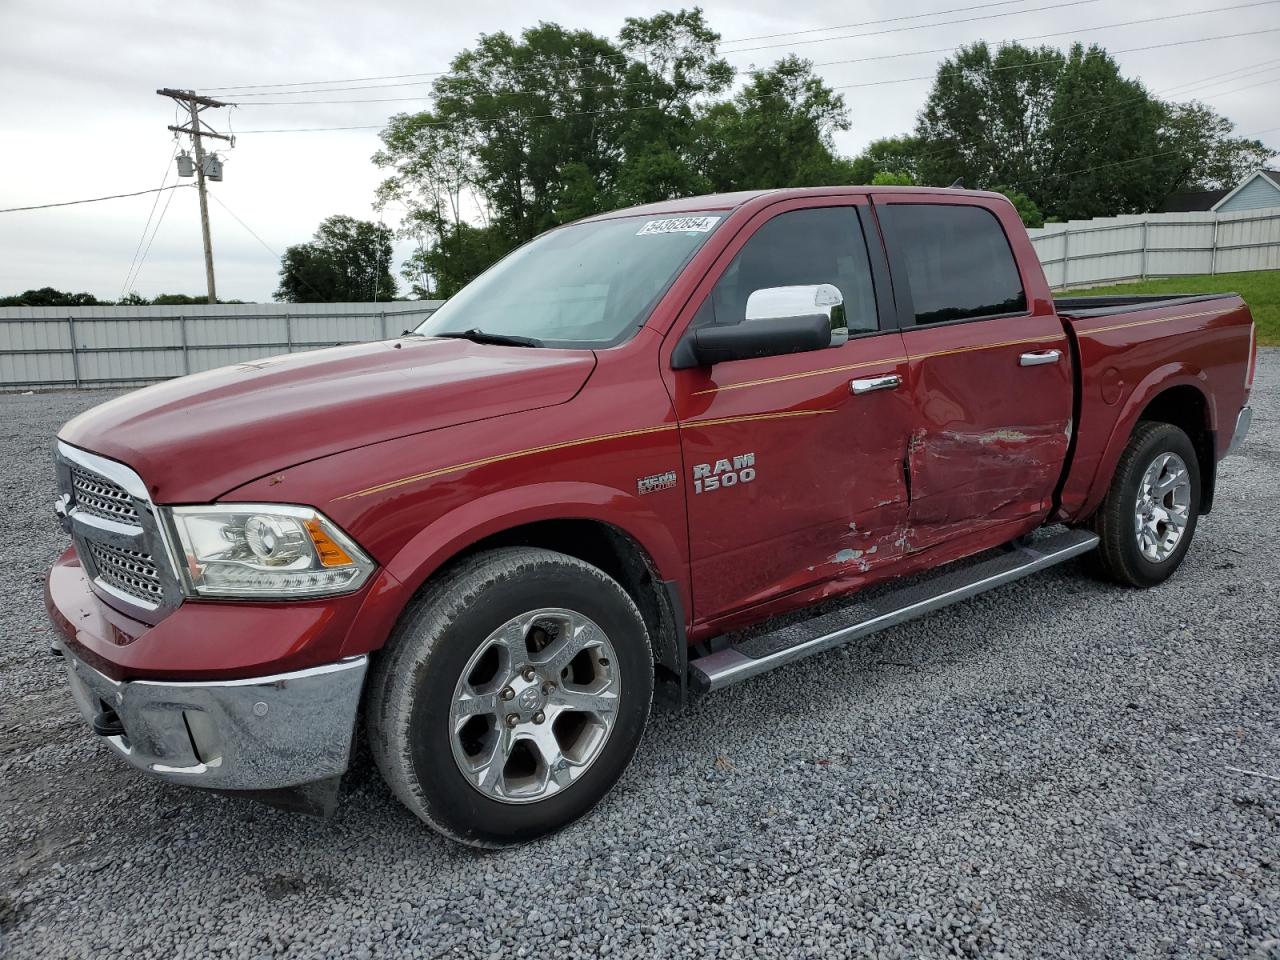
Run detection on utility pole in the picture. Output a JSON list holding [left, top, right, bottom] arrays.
[[157, 88, 232, 304]]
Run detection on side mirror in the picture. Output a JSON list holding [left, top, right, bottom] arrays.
[[745, 284, 848, 345], [671, 284, 847, 369]]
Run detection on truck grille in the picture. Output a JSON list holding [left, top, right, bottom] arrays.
[[56, 442, 180, 621], [86, 541, 164, 603], [70, 466, 140, 524]]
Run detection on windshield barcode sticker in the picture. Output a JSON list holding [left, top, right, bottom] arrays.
[[636, 216, 721, 236]]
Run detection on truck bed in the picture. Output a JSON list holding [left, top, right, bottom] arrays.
[[1053, 292, 1236, 319]]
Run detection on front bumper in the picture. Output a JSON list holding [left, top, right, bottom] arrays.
[[55, 640, 367, 792], [1226, 405, 1252, 457]]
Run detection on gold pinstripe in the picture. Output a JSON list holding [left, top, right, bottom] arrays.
[[688, 308, 1220, 397], [692, 357, 909, 395], [906, 332, 1062, 360], [336, 409, 833, 500], [692, 333, 1061, 396], [1079, 309, 1220, 336]]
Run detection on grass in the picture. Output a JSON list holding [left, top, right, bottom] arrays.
[[1065, 269, 1279, 345]]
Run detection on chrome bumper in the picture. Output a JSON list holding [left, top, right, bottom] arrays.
[[1226, 405, 1252, 457], [57, 643, 367, 791]]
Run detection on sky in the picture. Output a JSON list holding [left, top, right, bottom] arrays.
[[1, 0, 1277, 303]]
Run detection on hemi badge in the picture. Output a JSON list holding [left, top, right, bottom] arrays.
[[637, 470, 677, 495]]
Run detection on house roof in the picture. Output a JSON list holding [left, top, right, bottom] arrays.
[[1157, 170, 1280, 213], [1211, 168, 1280, 211], [1157, 189, 1229, 213]]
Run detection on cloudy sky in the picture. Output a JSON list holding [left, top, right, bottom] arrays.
[[2, 0, 1277, 303]]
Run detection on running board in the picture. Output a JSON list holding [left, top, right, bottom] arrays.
[[689, 528, 1100, 693]]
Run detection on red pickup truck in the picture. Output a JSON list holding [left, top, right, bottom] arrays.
[[46, 187, 1256, 846]]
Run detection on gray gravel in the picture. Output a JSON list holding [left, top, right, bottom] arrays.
[[2, 354, 1278, 960]]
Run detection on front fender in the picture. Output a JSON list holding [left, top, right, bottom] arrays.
[[335, 481, 689, 660]]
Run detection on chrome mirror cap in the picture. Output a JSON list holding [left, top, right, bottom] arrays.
[[744, 283, 848, 346]]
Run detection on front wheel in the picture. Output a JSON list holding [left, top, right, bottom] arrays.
[[1088, 421, 1201, 588], [366, 547, 653, 847]]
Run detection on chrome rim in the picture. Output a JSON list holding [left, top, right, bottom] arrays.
[[448, 608, 619, 804], [1134, 451, 1192, 563]]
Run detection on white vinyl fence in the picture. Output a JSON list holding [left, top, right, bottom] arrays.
[[1028, 206, 1280, 289], [0, 301, 442, 391]]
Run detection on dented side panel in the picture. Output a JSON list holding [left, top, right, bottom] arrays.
[[898, 314, 1072, 552]]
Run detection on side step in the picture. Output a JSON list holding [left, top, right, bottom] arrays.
[[689, 528, 1099, 693]]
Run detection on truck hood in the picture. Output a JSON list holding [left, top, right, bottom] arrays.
[[59, 337, 596, 503]]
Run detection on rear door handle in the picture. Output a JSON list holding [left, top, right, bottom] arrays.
[[1019, 349, 1062, 367], [850, 374, 902, 395]]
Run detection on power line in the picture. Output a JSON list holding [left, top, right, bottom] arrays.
[[732, 0, 1280, 56], [232, 0, 1277, 101], [232, 0, 1106, 101], [126, 177, 181, 294], [1009, 123, 1280, 186], [0, 183, 193, 213], [828, 34, 1280, 90], [909, 55, 1280, 168], [200, 0, 1055, 93], [230, 16, 1280, 129], [120, 144, 180, 299], [208, 193, 334, 303], [215, 0, 1119, 100], [240, 102, 669, 134], [207, 192, 281, 257]]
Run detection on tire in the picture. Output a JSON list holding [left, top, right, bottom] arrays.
[[1087, 421, 1201, 588], [366, 547, 653, 847]]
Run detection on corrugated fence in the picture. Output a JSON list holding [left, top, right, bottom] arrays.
[[5, 207, 1278, 389], [1027, 206, 1280, 289], [0, 301, 441, 391]]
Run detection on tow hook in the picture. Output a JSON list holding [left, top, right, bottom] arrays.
[[91, 705, 126, 738]]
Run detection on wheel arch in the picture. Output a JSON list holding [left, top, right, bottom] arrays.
[[1085, 365, 1218, 520], [343, 483, 690, 687]]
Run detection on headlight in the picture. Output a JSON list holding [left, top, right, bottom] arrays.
[[165, 504, 375, 599]]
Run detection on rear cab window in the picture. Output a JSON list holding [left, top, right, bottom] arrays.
[[877, 203, 1027, 325]]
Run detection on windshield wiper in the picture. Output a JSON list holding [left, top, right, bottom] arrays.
[[434, 328, 544, 348]]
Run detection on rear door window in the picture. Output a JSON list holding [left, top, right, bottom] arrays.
[[878, 204, 1026, 325]]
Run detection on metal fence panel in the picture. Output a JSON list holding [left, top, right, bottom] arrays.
[[1027, 207, 1280, 289], [0, 301, 441, 390]]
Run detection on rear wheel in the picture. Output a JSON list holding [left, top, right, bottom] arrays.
[[366, 547, 653, 847], [1088, 421, 1201, 588]]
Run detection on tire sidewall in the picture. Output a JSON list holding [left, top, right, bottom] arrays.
[[1115, 425, 1201, 586], [397, 555, 652, 846]]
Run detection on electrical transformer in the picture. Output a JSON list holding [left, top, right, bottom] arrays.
[[176, 152, 195, 177]]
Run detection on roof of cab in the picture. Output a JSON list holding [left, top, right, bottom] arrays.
[[578, 185, 1010, 223]]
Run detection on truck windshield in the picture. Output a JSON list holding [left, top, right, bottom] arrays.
[[413, 213, 724, 347]]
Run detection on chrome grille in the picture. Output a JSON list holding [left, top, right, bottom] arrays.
[[70, 466, 140, 524], [85, 541, 164, 604], [56, 441, 180, 621]]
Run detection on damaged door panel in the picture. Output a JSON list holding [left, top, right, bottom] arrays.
[[874, 197, 1073, 553], [665, 198, 913, 622]]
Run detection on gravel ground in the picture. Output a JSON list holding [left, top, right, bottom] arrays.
[[1, 355, 1277, 960]]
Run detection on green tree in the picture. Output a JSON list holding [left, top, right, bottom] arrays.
[[275, 215, 397, 303], [994, 188, 1044, 228], [914, 42, 1066, 192], [903, 41, 1274, 219], [870, 171, 915, 186], [0, 287, 101, 306], [376, 10, 734, 297], [696, 56, 853, 191], [850, 135, 927, 184], [375, 12, 863, 294]]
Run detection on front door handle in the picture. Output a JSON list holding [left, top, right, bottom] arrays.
[[850, 374, 902, 395], [1019, 349, 1062, 367]]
